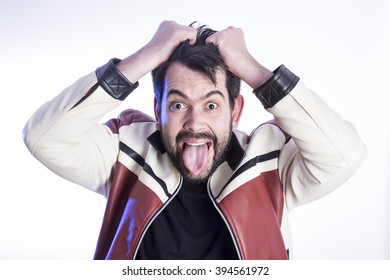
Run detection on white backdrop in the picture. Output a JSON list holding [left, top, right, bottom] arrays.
[[1, 0, 389, 259]]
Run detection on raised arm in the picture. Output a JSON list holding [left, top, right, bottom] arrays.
[[22, 21, 197, 197], [117, 20, 197, 83], [207, 26, 366, 208], [205, 26, 273, 89]]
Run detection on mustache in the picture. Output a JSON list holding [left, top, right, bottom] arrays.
[[176, 131, 216, 143]]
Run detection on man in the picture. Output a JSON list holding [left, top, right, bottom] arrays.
[[23, 20, 366, 260]]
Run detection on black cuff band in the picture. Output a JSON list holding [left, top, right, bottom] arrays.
[[253, 65, 299, 109], [95, 58, 139, 101]]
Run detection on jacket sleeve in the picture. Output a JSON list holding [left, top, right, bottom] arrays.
[[256, 66, 367, 210], [23, 70, 123, 197]]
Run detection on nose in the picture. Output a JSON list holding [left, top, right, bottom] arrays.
[[183, 107, 206, 132]]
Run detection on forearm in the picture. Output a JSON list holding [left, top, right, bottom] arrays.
[[267, 78, 367, 209], [116, 46, 161, 84], [116, 20, 197, 83], [23, 71, 121, 196], [236, 56, 274, 90], [204, 26, 274, 89]]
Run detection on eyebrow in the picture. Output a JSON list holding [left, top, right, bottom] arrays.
[[167, 89, 226, 101]]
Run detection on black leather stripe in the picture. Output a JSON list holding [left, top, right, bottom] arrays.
[[119, 141, 170, 197], [216, 150, 281, 199], [95, 58, 139, 101], [253, 65, 299, 109]]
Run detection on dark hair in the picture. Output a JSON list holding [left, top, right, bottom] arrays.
[[151, 23, 241, 114]]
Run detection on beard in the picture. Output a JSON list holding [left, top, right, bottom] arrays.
[[161, 122, 233, 184]]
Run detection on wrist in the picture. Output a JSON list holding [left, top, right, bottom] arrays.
[[253, 65, 300, 109], [117, 46, 160, 82], [229, 54, 273, 89], [95, 58, 139, 101]]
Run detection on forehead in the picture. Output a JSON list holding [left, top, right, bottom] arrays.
[[163, 63, 228, 99]]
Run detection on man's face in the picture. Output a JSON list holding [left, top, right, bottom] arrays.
[[155, 63, 243, 183]]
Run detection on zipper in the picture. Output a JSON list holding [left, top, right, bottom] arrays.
[[207, 179, 242, 260], [132, 176, 183, 259]]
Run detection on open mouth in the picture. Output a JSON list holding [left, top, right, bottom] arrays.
[[181, 139, 213, 177], [182, 140, 212, 149]]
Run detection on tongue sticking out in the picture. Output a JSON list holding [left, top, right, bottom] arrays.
[[182, 143, 210, 176]]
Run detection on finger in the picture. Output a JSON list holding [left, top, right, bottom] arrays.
[[205, 32, 219, 45], [185, 25, 198, 45]]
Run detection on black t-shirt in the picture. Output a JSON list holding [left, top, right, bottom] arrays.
[[135, 180, 238, 260]]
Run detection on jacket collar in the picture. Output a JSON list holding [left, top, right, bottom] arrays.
[[147, 130, 245, 170]]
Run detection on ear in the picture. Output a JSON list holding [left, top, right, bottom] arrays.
[[231, 94, 244, 130], [154, 97, 161, 130]]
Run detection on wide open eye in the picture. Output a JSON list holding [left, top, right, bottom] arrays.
[[206, 102, 218, 110], [170, 102, 186, 111]]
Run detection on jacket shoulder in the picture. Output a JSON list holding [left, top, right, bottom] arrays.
[[105, 109, 155, 134]]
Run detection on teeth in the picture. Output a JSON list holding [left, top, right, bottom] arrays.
[[186, 142, 205, 147]]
